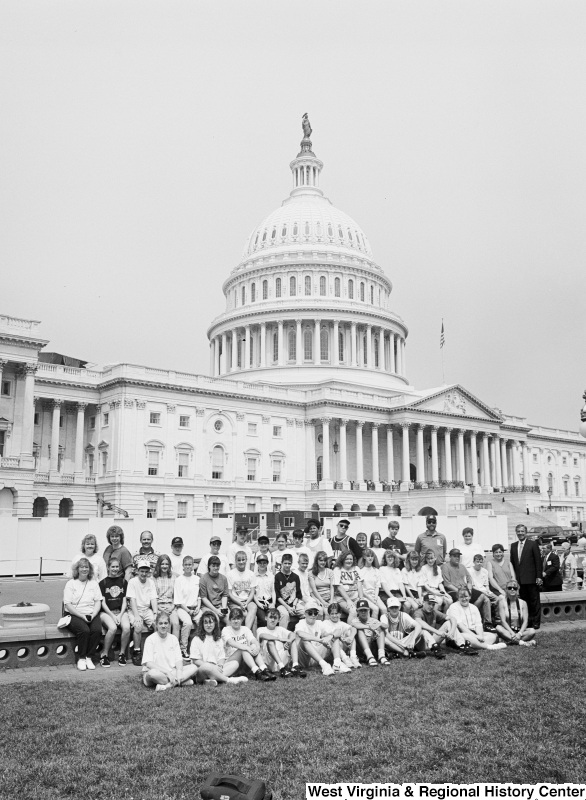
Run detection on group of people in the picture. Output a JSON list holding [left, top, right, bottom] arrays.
[[61, 514, 564, 686]]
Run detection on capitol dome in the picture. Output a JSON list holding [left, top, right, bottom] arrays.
[[207, 118, 409, 391]]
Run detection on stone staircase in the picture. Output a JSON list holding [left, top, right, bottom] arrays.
[[475, 495, 556, 542]]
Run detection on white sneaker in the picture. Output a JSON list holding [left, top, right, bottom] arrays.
[[155, 683, 170, 691], [85, 658, 96, 670], [349, 655, 361, 669], [336, 663, 352, 674], [181, 679, 194, 686], [77, 659, 87, 671], [341, 654, 354, 668], [203, 679, 218, 687], [321, 663, 335, 676], [236, 675, 248, 683], [520, 639, 537, 647], [488, 643, 507, 650]]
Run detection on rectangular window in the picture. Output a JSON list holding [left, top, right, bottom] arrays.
[[178, 452, 189, 478], [59, 415, 64, 428], [533, 454, 537, 463], [177, 500, 188, 518], [103, 413, 109, 426], [101, 451, 108, 475], [563, 457, 567, 466], [564, 480, 569, 496], [88, 453, 94, 475], [1, 380, 11, 396], [533, 477, 539, 488], [283, 516, 294, 528], [248, 514, 259, 523], [149, 412, 161, 425], [212, 502, 224, 517], [89, 416, 96, 430], [272, 460, 282, 482], [574, 458, 579, 467], [576, 481, 580, 497], [247, 458, 256, 481], [0, 431, 4, 457], [146, 500, 158, 519], [179, 415, 190, 428], [273, 425, 282, 437], [273, 503, 281, 513], [34, 412, 39, 426], [248, 423, 257, 435], [148, 450, 159, 476]]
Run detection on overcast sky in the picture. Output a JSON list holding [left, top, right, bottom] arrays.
[[1, 1, 584, 432]]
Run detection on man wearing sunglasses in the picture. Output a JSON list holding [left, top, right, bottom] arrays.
[[414, 515, 447, 565], [330, 519, 362, 562]]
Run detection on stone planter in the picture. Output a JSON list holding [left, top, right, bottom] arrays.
[[0, 603, 50, 628]]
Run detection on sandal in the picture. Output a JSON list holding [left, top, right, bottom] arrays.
[[379, 656, 391, 665], [367, 657, 378, 667]]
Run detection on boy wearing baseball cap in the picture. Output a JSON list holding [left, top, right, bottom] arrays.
[[383, 596, 425, 659], [127, 559, 158, 666], [169, 537, 185, 577], [349, 599, 390, 666], [197, 536, 229, 577], [253, 535, 274, 574], [294, 600, 335, 676]]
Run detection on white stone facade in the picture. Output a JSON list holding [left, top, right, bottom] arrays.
[[1, 130, 585, 523]]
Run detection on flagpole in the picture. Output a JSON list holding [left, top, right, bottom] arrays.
[[440, 318, 445, 384]]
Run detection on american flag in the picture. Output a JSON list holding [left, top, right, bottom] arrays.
[[440, 321, 445, 349]]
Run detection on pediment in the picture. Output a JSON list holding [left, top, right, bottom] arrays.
[[406, 386, 502, 422]]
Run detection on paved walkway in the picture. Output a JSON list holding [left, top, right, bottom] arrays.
[[1, 619, 585, 687]]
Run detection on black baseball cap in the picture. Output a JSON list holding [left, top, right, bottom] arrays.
[[171, 537, 183, 546]]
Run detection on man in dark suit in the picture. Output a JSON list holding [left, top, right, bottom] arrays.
[[541, 543, 562, 592], [510, 524, 542, 629]]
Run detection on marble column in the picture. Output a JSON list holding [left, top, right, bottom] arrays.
[[305, 420, 316, 482], [339, 419, 348, 483], [494, 435, 502, 488], [455, 430, 465, 482], [401, 423, 410, 484], [332, 320, 339, 366], [396, 338, 403, 376], [501, 438, 509, 487], [444, 428, 453, 481], [389, 333, 396, 373], [482, 434, 491, 488], [351, 322, 358, 367], [470, 431, 479, 487], [366, 324, 373, 368], [296, 319, 302, 365], [401, 340, 407, 377], [430, 426, 439, 483], [49, 399, 62, 474], [355, 422, 364, 483], [220, 333, 227, 374], [19, 363, 37, 466], [74, 402, 87, 478], [314, 319, 321, 365], [522, 442, 530, 487], [321, 418, 331, 482], [231, 330, 238, 371], [416, 424, 425, 483], [371, 423, 380, 483], [386, 425, 394, 483], [260, 323, 266, 368]]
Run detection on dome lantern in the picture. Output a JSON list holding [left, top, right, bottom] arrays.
[[288, 113, 324, 199]]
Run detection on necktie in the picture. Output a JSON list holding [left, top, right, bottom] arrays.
[[518, 542, 524, 561]]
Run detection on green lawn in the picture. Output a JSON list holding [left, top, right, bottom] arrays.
[[1, 629, 584, 800]]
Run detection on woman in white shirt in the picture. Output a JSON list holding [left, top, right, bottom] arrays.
[[69, 535, 107, 584], [142, 611, 198, 690], [333, 551, 364, 616], [63, 557, 103, 671], [402, 551, 424, 609], [419, 551, 452, 612], [358, 548, 386, 617], [379, 551, 415, 612], [189, 610, 248, 686]]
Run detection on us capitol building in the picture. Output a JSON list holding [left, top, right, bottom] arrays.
[[1, 118, 585, 525]]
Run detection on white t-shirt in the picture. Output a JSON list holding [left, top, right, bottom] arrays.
[[305, 536, 333, 567], [126, 576, 157, 612], [142, 632, 182, 671], [469, 567, 490, 592], [401, 567, 421, 592], [173, 574, 201, 607], [257, 625, 290, 664], [321, 618, 354, 641], [68, 553, 107, 583], [294, 568, 312, 601], [459, 542, 478, 571], [359, 566, 382, 600], [255, 572, 275, 603], [197, 552, 230, 577], [63, 579, 103, 616], [333, 567, 362, 598], [447, 601, 483, 636], [227, 568, 257, 603], [221, 624, 257, 658], [169, 553, 185, 577], [226, 542, 254, 570], [190, 635, 226, 666], [379, 566, 403, 593], [419, 564, 445, 591], [295, 618, 326, 639]]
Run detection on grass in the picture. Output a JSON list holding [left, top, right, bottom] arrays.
[[0, 628, 584, 800]]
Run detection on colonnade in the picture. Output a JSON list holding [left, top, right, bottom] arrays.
[[0, 359, 37, 468], [306, 418, 532, 489], [209, 319, 407, 377]]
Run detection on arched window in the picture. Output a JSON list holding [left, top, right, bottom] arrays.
[[348, 279, 354, 299], [262, 230, 267, 242], [338, 331, 344, 362], [319, 276, 326, 296], [271, 228, 276, 241], [305, 275, 312, 296], [334, 277, 340, 297], [211, 446, 224, 479], [374, 337, 379, 367], [290, 276, 296, 296], [288, 330, 296, 361], [273, 332, 278, 363], [282, 225, 287, 237], [304, 221, 310, 236], [316, 456, 323, 483], [370, 285, 374, 304], [251, 283, 256, 302], [338, 226, 344, 240], [33, 497, 48, 517], [293, 223, 298, 237], [234, 289, 237, 307], [363, 334, 368, 365], [249, 337, 254, 366], [59, 498, 73, 518], [348, 229, 353, 243], [275, 277, 282, 298], [254, 232, 259, 248], [237, 339, 242, 368], [328, 224, 333, 238], [241, 286, 246, 305], [262, 279, 268, 300], [360, 282, 365, 301], [304, 330, 313, 361], [320, 328, 329, 361], [316, 221, 322, 237]]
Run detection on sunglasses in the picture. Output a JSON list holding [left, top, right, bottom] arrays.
[[507, 585, 519, 590], [306, 609, 319, 616], [338, 523, 349, 528]]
